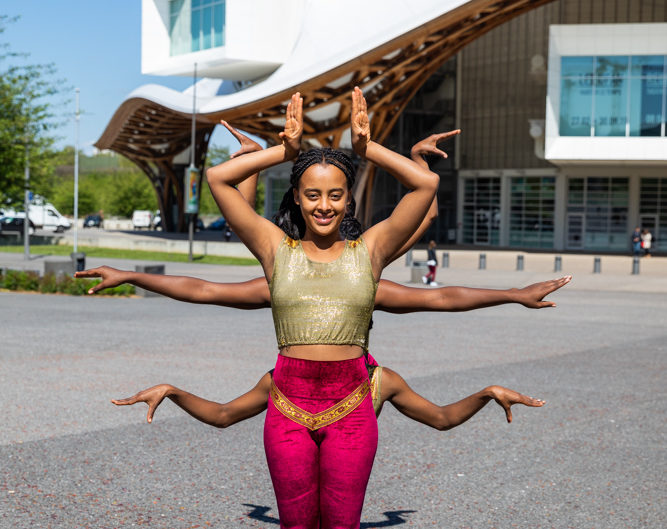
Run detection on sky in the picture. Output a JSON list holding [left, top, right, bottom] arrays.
[[3, 0, 235, 155]]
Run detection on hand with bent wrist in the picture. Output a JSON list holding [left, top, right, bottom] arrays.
[[484, 386, 545, 423], [112, 384, 175, 423]]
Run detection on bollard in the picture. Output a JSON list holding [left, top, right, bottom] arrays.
[[593, 257, 601, 274], [632, 256, 640, 275], [479, 253, 486, 270], [516, 254, 524, 271], [441, 252, 449, 268], [71, 252, 86, 272], [405, 249, 413, 267], [554, 255, 562, 272]]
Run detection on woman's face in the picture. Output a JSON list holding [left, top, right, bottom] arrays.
[[294, 163, 350, 239]]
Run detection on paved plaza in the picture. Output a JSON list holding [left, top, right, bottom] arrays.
[[1, 254, 665, 528]]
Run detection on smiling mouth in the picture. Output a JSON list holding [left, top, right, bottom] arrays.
[[314, 215, 334, 226]]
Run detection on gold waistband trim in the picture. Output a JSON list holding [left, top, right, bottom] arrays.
[[270, 379, 370, 431]]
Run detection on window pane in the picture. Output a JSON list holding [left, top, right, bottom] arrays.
[[214, 3, 224, 47], [560, 78, 592, 136], [629, 77, 664, 136], [594, 78, 627, 136], [191, 9, 201, 51], [202, 6, 212, 49]]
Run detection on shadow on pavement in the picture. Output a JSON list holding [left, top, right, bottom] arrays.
[[243, 503, 416, 527]]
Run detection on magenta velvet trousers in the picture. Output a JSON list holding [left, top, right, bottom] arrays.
[[264, 355, 378, 529]]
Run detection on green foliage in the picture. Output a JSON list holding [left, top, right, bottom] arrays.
[[108, 170, 158, 217], [0, 16, 67, 207], [0, 269, 135, 296], [205, 145, 230, 167]]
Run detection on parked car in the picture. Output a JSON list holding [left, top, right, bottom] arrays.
[[132, 210, 153, 230], [83, 214, 103, 228], [205, 217, 227, 231], [0, 215, 35, 236]]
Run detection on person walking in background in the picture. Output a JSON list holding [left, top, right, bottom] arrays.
[[631, 227, 642, 256], [423, 240, 438, 286], [641, 228, 652, 258]]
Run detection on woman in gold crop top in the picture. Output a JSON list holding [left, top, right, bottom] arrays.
[[205, 88, 442, 529]]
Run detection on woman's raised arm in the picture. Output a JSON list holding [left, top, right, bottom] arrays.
[[386, 130, 461, 264], [206, 93, 304, 273], [349, 87, 440, 274]]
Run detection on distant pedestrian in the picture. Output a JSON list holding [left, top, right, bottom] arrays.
[[422, 240, 438, 286], [631, 227, 642, 256], [641, 228, 652, 258]]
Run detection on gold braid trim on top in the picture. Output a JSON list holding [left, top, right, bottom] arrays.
[[270, 379, 370, 431]]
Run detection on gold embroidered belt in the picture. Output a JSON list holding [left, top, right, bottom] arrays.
[[270, 379, 370, 431]]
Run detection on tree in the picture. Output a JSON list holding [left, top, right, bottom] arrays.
[[0, 16, 66, 208]]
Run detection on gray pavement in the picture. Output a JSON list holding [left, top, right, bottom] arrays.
[[1, 265, 665, 527]]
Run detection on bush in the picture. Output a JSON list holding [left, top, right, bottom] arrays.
[[40, 272, 58, 293]]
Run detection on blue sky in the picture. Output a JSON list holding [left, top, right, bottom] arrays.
[[3, 0, 233, 155]]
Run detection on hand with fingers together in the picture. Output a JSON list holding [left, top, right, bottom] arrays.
[[486, 386, 545, 423], [111, 384, 173, 424], [74, 266, 128, 295], [351, 86, 371, 156], [220, 121, 263, 159], [514, 275, 572, 308], [410, 130, 461, 160], [279, 92, 303, 158]]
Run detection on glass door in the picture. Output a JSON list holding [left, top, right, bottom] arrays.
[[566, 213, 584, 249]]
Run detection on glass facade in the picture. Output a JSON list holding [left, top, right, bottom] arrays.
[[567, 177, 629, 250], [462, 177, 501, 245], [170, 0, 225, 56], [509, 177, 555, 248], [560, 55, 667, 137], [639, 178, 667, 251]]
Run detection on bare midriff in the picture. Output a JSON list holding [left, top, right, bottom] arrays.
[[279, 344, 364, 361]]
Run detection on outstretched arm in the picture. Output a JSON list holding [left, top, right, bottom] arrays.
[[111, 372, 272, 428], [374, 276, 571, 313], [75, 266, 270, 309], [381, 368, 544, 429]]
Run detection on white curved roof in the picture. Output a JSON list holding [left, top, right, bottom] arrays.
[[124, 0, 467, 116]]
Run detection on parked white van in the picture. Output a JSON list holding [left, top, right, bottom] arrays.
[[28, 203, 71, 232], [132, 210, 153, 230]]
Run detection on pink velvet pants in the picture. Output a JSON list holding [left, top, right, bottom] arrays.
[[264, 355, 378, 529]]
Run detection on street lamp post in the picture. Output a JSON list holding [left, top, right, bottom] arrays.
[[23, 145, 30, 260], [73, 88, 80, 253]]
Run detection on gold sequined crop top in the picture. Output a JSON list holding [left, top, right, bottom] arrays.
[[269, 236, 378, 349]]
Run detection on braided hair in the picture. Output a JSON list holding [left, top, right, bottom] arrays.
[[273, 148, 362, 240]]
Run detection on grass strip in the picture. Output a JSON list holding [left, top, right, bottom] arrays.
[[0, 245, 259, 266]]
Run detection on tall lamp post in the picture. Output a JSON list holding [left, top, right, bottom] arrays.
[[73, 88, 80, 253], [23, 143, 30, 260]]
